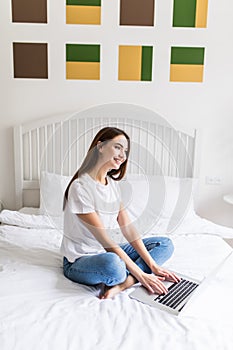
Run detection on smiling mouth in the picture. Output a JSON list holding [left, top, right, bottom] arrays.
[[114, 158, 122, 165]]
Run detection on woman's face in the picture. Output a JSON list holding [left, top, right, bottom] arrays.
[[98, 135, 128, 170]]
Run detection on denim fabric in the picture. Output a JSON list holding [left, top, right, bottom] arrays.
[[120, 236, 174, 273], [63, 236, 174, 287]]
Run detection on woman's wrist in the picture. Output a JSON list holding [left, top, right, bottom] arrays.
[[127, 263, 144, 281], [144, 257, 159, 271]]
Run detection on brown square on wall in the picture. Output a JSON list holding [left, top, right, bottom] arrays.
[[13, 43, 48, 79], [12, 0, 47, 23], [120, 0, 155, 26]]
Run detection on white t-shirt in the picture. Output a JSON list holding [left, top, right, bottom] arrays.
[[60, 173, 125, 262]]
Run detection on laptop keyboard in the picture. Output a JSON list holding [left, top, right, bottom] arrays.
[[154, 279, 199, 310]]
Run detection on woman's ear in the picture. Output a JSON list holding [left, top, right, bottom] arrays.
[[97, 141, 102, 152]]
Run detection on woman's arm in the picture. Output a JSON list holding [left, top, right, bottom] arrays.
[[77, 212, 169, 294], [117, 204, 180, 283]]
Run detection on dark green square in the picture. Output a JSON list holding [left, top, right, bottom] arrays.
[[173, 0, 196, 27], [66, 44, 100, 62]]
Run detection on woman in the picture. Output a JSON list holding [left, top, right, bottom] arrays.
[[61, 127, 179, 299]]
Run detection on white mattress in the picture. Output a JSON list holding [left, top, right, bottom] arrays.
[[0, 212, 233, 350]]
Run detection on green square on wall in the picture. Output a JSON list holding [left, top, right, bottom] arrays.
[[173, 0, 208, 28], [118, 45, 153, 81], [66, 43, 100, 80], [170, 46, 205, 82]]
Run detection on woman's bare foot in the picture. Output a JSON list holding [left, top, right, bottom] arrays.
[[99, 275, 137, 299]]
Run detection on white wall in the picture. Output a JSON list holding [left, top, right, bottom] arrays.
[[1, 0, 233, 227]]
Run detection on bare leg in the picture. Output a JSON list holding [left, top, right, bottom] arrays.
[[99, 275, 137, 299]]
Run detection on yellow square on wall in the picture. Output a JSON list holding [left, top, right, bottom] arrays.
[[66, 4, 101, 25]]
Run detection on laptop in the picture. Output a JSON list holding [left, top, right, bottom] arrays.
[[129, 251, 233, 316]]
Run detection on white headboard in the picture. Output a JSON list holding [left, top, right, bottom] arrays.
[[14, 103, 198, 209]]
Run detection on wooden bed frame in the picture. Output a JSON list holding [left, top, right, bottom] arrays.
[[13, 103, 199, 209]]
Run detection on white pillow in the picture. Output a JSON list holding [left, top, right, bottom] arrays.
[[119, 174, 198, 234], [40, 171, 72, 217], [39, 171, 197, 233], [160, 175, 197, 219]]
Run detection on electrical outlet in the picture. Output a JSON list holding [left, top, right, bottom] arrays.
[[205, 176, 222, 185]]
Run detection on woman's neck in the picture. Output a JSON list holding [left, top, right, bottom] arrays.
[[88, 168, 108, 185]]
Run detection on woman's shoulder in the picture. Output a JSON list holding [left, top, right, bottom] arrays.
[[69, 174, 93, 192], [68, 174, 94, 202], [72, 173, 91, 185]]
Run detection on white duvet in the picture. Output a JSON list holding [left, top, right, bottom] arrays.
[[0, 210, 233, 350]]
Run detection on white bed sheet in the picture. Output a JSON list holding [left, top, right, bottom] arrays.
[[152, 213, 233, 238], [0, 213, 233, 350]]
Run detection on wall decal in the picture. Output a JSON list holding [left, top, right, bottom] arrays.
[[118, 45, 153, 81], [11, 0, 47, 23], [13, 42, 48, 79], [120, 0, 155, 26], [66, 43, 100, 80], [173, 0, 208, 28], [66, 0, 101, 25], [170, 46, 205, 82]]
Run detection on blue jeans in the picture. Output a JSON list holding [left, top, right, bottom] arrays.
[[63, 237, 174, 287]]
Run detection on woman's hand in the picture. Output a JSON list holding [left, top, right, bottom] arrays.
[[137, 272, 168, 295], [137, 265, 181, 295], [151, 265, 180, 284]]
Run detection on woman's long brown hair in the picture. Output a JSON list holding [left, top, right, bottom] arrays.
[[63, 127, 130, 207]]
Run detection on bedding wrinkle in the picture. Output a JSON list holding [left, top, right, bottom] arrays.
[[0, 242, 62, 268]]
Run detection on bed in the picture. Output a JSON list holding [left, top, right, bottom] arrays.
[[1, 103, 233, 350]]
